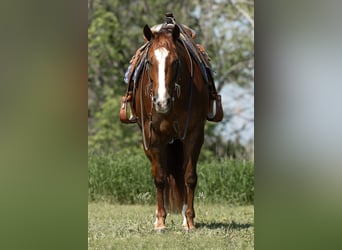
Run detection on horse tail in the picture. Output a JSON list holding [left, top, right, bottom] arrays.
[[164, 140, 185, 212]]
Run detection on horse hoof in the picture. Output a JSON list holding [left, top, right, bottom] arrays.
[[183, 225, 196, 231], [154, 226, 166, 233]]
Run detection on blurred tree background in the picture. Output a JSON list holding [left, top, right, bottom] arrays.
[[88, 0, 254, 160]]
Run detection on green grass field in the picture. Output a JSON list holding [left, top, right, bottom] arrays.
[[88, 202, 254, 249]]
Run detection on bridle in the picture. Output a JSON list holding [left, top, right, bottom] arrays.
[[144, 57, 181, 100]]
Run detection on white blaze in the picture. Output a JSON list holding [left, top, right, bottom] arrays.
[[154, 47, 169, 101]]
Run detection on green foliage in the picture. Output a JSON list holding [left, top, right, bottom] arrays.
[[88, 5, 125, 95], [197, 159, 254, 204], [88, 150, 254, 205], [88, 148, 153, 203], [88, 85, 141, 152], [195, 0, 254, 89]]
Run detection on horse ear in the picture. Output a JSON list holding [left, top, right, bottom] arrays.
[[172, 25, 180, 40], [143, 24, 154, 41]]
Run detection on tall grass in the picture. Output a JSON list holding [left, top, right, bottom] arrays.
[[88, 149, 254, 205]]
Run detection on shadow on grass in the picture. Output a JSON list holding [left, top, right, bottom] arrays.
[[196, 221, 253, 230]]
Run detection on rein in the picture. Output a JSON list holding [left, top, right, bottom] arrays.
[[140, 61, 153, 151], [172, 76, 193, 141], [172, 43, 194, 141]]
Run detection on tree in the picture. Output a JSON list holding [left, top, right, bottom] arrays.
[[193, 0, 254, 159]]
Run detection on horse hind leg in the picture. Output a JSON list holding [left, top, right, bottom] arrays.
[[164, 141, 185, 213]]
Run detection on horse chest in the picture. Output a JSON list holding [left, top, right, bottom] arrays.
[[159, 120, 171, 132], [149, 119, 177, 142]]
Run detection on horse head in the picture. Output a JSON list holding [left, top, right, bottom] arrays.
[[143, 24, 181, 114]]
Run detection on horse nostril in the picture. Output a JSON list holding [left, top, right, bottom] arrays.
[[153, 96, 171, 111]]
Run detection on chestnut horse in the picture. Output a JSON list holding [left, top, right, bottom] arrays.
[[134, 24, 209, 230]]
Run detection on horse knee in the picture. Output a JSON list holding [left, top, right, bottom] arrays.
[[185, 173, 197, 188], [154, 175, 166, 189]]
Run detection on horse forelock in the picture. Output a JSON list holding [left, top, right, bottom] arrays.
[[150, 30, 177, 51]]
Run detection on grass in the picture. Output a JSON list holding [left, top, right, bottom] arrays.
[[88, 202, 254, 249], [88, 150, 254, 205]]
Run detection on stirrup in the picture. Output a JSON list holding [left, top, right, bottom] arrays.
[[207, 94, 223, 122], [120, 95, 137, 123]]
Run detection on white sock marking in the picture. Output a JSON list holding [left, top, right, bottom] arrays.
[[182, 203, 188, 226], [154, 209, 158, 225]]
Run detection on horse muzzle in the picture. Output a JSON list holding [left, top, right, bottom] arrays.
[[153, 95, 172, 114]]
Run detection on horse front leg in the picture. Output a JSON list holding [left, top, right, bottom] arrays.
[[147, 149, 167, 230], [183, 131, 204, 230], [183, 159, 197, 230], [153, 168, 167, 230]]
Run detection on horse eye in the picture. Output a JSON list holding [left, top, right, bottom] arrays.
[[173, 60, 179, 68]]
